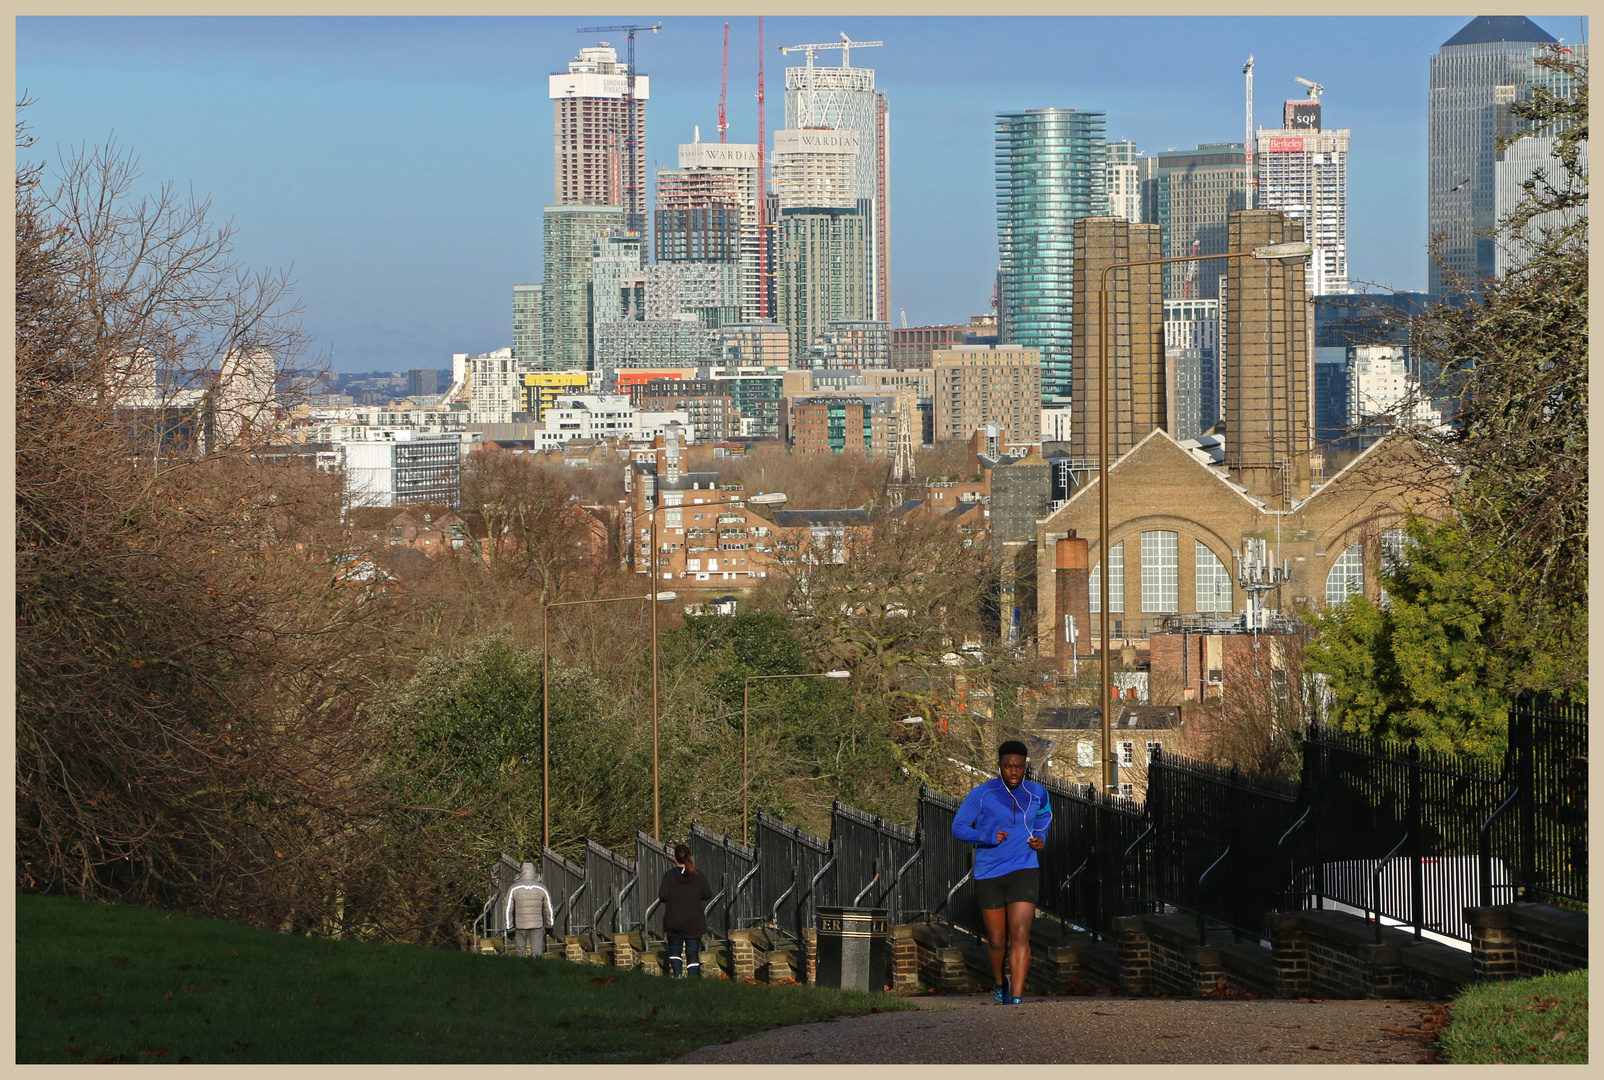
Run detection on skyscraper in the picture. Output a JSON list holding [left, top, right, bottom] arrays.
[[550, 44, 650, 226], [656, 137, 763, 321], [995, 108, 1107, 405], [1427, 16, 1581, 293], [1143, 143, 1248, 301], [1257, 94, 1350, 294], [772, 128, 870, 356], [1104, 140, 1148, 224], [541, 205, 625, 371], [782, 53, 890, 321], [512, 283, 542, 365]]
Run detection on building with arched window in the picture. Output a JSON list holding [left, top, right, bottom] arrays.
[[1034, 428, 1452, 661]]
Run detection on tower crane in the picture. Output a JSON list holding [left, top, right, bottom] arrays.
[[717, 22, 729, 142], [576, 22, 661, 236], [1243, 54, 1255, 210], [1293, 76, 1324, 99], [779, 34, 884, 127]]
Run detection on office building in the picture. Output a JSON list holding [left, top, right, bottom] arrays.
[[406, 367, 438, 399], [536, 395, 691, 448], [1427, 16, 1583, 293], [1166, 299, 1220, 434], [1105, 139, 1148, 224], [1494, 133, 1589, 276], [811, 320, 890, 368], [1143, 143, 1248, 301], [550, 44, 650, 231], [1221, 210, 1312, 507], [342, 432, 462, 509], [932, 346, 1043, 443], [995, 109, 1107, 404], [1070, 218, 1165, 462], [512, 284, 542, 366], [467, 348, 526, 425], [656, 138, 764, 320], [541, 205, 626, 371], [1256, 94, 1350, 294], [783, 53, 890, 320], [775, 205, 870, 357]]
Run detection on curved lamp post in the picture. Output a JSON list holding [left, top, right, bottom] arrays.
[[1095, 238, 1311, 793], [742, 670, 851, 842]]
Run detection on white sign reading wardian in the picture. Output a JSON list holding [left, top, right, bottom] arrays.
[[678, 143, 760, 169], [773, 129, 862, 155]]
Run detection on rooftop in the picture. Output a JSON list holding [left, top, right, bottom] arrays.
[[1441, 15, 1557, 48]]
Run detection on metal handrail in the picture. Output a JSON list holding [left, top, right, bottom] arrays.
[[640, 897, 663, 936], [1059, 857, 1091, 941], [1196, 845, 1232, 944], [796, 856, 837, 940], [1123, 824, 1154, 864], [1370, 833, 1409, 944], [1277, 807, 1313, 911], [880, 848, 923, 914], [732, 863, 762, 929], [926, 868, 974, 945], [1478, 787, 1520, 908], [853, 864, 881, 906], [559, 881, 586, 938], [615, 877, 637, 936], [768, 869, 798, 945], [592, 893, 615, 938]]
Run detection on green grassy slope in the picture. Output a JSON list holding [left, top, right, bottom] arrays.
[[16, 894, 910, 1063], [1439, 969, 1587, 1064]]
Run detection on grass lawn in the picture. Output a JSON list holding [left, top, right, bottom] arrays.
[[1438, 969, 1587, 1064], [16, 893, 913, 1063]]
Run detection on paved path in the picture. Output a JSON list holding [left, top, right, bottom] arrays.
[[677, 994, 1446, 1064]]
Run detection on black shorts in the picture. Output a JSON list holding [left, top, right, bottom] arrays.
[[975, 866, 1040, 910]]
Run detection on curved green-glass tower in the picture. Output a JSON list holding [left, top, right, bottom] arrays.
[[995, 108, 1107, 406]]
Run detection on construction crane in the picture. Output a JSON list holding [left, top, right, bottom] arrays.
[[717, 22, 729, 142], [1243, 54, 1255, 210], [1294, 76, 1324, 99], [899, 307, 908, 329], [779, 34, 884, 127], [576, 22, 661, 236], [756, 16, 769, 320]]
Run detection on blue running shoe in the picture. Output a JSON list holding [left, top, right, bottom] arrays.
[[993, 983, 1005, 1005], [1009, 996, 1023, 1005]]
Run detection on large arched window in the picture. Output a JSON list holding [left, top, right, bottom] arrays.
[[1141, 530, 1179, 612], [1089, 541, 1124, 613], [1325, 543, 1364, 606], [1195, 542, 1233, 612]]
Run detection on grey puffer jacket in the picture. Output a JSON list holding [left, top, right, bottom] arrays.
[[505, 862, 554, 930]]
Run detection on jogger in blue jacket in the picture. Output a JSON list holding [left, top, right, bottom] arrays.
[[951, 740, 1051, 1004]]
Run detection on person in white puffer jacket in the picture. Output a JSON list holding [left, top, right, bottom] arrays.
[[504, 862, 554, 957]]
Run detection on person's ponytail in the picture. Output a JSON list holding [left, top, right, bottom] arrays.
[[673, 843, 697, 877]]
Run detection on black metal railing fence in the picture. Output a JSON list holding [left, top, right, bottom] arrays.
[[831, 799, 921, 924], [755, 812, 833, 944], [540, 845, 585, 937]]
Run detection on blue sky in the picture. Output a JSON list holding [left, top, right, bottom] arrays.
[[17, 15, 1586, 373]]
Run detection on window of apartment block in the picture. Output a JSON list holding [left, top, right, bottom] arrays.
[[1195, 541, 1233, 612], [1325, 543, 1364, 606], [1141, 530, 1179, 612], [1119, 741, 1134, 767], [1076, 740, 1095, 767], [1089, 540, 1124, 613]]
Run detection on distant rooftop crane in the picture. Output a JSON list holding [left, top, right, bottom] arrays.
[[1294, 76, 1324, 99], [779, 32, 885, 68]]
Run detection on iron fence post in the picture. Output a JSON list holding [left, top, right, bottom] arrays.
[[1228, 762, 1241, 942], [1515, 691, 1537, 901], [1305, 722, 1324, 911], [1407, 740, 1423, 939]]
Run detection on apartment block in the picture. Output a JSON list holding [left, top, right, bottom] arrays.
[[932, 346, 1042, 443]]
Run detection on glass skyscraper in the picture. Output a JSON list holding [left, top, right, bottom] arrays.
[[995, 109, 1106, 405], [1427, 15, 1581, 294]]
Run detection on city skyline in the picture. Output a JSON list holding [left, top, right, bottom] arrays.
[[17, 14, 1587, 372]]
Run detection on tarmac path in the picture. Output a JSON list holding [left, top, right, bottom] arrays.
[[676, 993, 1447, 1064]]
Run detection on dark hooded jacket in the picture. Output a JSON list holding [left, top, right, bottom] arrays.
[[658, 865, 712, 938]]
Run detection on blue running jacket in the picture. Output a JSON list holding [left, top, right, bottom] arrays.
[[951, 776, 1053, 880]]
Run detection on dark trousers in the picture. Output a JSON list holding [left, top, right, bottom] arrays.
[[666, 935, 702, 978]]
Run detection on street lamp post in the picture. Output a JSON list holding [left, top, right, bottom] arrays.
[[741, 670, 850, 842], [541, 585, 675, 851], [1095, 240, 1311, 795]]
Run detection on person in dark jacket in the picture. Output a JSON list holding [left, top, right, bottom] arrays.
[[658, 843, 713, 978], [952, 740, 1052, 1005]]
